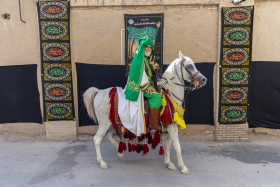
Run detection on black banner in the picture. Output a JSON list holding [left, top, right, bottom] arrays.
[[249, 61, 280, 129], [218, 6, 254, 124], [185, 63, 215, 125], [37, 1, 74, 121], [0, 65, 42, 124], [124, 13, 164, 76]]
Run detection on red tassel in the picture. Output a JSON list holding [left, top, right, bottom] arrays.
[[138, 137, 142, 143], [118, 140, 123, 154], [159, 144, 164, 155], [144, 143, 149, 153], [148, 132, 153, 144], [132, 142, 136, 152], [122, 141, 127, 151], [136, 143, 141, 153], [124, 131, 128, 139], [128, 141, 132, 152], [151, 140, 159, 149], [142, 143, 149, 156], [153, 131, 160, 144], [140, 134, 145, 142]]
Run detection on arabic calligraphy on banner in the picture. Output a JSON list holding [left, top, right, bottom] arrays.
[[124, 13, 164, 76], [37, 1, 74, 121], [218, 6, 254, 124]]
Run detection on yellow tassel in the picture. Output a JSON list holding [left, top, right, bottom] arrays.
[[174, 111, 186, 129]]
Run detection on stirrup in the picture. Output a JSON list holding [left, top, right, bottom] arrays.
[[159, 121, 168, 132]]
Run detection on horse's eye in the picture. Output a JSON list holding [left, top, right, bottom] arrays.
[[188, 65, 193, 69]]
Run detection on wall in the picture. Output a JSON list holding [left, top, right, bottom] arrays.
[[252, 0, 280, 61], [70, 4, 219, 135], [0, 0, 45, 136], [0, 0, 279, 139]]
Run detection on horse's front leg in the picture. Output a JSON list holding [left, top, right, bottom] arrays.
[[164, 133, 177, 171], [167, 124, 190, 175]]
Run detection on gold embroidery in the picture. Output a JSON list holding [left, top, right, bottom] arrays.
[[144, 57, 153, 77], [127, 77, 140, 92], [140, 82, 149, 87], [140, 82, 150, 91], [144, 91, 160, 94], [126, 58, 145, 92]]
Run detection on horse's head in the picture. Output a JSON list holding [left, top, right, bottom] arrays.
[[178, 51, 207, 89]]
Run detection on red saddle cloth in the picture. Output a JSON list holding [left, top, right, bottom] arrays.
[[109, 87, 174, 130]]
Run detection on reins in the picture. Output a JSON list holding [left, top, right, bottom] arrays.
[[160, 58, 200, 109]]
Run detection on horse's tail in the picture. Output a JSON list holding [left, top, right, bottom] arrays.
[[83, 87, 99, 124]]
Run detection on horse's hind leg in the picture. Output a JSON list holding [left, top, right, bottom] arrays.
[[164, 134, 177, 171], [93, 88, 112, 169], [168, 124, 190, 175], [94, 127, 109, 169], [107, 131, 123, 159]]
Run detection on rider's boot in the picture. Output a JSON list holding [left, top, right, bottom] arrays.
[[149, 108, 162, 130]]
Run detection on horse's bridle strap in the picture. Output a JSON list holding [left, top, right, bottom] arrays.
[[178, 58, 200, 108], [161, 59, 200, 108], [171, 92, 184, 102]]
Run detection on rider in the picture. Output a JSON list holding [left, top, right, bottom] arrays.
[[125, 36, 162, 130]]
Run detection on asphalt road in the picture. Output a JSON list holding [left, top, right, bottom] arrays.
[[0, 137, 280, 187]]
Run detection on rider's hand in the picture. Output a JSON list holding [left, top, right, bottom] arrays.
[[153, 64, 160, 70], [147, 85, 156, 94], [153, 63, 160, 70]]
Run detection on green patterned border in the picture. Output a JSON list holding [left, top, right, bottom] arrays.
[[223, 27, 250, 46], [222, 67, 249, 85], [41, 21, 69, 40], [220, 106, 247, 123], [45, 103, 73, 120], [43, 63, 72, 81]]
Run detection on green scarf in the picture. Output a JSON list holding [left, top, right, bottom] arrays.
[[125, 37, 154, 102]]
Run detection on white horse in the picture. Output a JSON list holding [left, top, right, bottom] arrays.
[[83, 51, 207, 175]]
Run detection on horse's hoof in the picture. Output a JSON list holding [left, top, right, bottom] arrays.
[[181, 168, 190, 175], [166, 163, 177, 171], [118, 153, 123, 159], [100, 162, 108, 170]]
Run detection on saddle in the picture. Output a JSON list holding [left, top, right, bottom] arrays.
[[109, 86, 186, 156], [109, 87, 175, 131]]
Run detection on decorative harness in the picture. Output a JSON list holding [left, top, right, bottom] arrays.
[[161, 58, 200, 108]]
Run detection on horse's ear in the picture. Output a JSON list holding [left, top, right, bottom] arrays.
[[179, 50, 184, 60]]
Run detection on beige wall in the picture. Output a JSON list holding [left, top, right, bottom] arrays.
[[252, 0, 280, 61], [0, 0, 279, 137], [0, 0, 44, 135], [71, 5, 219, 66]]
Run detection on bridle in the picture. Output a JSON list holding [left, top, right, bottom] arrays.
[[161, 58, 200, 108]]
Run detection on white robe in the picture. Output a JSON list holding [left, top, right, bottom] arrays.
[[117, 66, 149, 136]]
